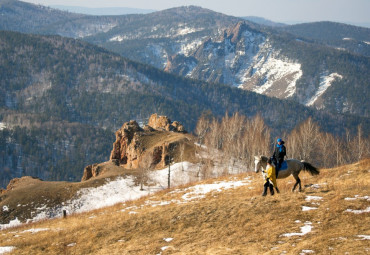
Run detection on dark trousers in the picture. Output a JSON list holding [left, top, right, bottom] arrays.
[[262, 180, 274, 196], [276, 158, 284, 171]]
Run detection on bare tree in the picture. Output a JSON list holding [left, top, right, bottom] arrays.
[[179, 142, 186, 172], [139, 151, 153, 191], [195, 111, 212, 145]]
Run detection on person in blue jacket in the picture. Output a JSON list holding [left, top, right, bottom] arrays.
[[272, 138, 286, 171]]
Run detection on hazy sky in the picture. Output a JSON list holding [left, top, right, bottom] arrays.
[[22, 0, 370, 25]]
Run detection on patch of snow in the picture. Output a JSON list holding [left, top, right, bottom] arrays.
[[177, 27, 202, 36], [109, 35, 124, 42], [28, 176, 154, 224], [35, 205, 47, 211], [282, 221, 313, 237], [3, 161, 251, 228], [149, 162, 201, 188], [308, 183, 327, 189], [245, 47, 302, 97], [146, 44, 168, 68], [179, 39, 203, 56], [302, 206, 318, 211], [145, 200, 173, 207], [163, 238, 173, 242], [345, 207, 370, 214], [161, 246, 170, 251], [305, 196, 323, 201], [0, 122, 6, 131], [357, 235, 370, 240], [21, 228, 49, 234], [0, 247, 16, 254], [2, 206, 9, 212], [300, 250, 315, 254], [344, 195, 370, 201], [0, 218, 22, 230], [181, 180, 250, 201], [305, 72, 342, 106]]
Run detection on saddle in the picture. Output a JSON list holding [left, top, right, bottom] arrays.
[[271, 157, 287, 178]]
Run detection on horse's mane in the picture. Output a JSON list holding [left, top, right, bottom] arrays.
[[260, 156, 268, 162]]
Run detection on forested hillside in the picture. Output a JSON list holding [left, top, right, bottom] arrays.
[[1, 2, 369, 118], [279, 21, 370, 57], [1, 31, 368, 187]]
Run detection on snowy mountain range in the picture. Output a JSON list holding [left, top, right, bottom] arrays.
[[1, 2, 369, 117]]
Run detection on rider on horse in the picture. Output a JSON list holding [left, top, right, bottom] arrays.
[[272, 138, 286, 172]]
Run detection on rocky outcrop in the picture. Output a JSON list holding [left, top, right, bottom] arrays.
[[81, 163, 102, 182], [106, 114, 187, 174], [147, 113, 186, 133], [81, 160, 120, 181], [109, 120, 143, 168]]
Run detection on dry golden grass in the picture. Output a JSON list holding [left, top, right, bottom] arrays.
[[1, 159, 369, 254]]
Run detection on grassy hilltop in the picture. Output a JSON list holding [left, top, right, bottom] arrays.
[[0, 159, 369, 254]]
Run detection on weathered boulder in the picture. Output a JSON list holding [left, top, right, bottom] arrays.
[[171, 121, 186, 133], [148, 113, 186, 133], [81, 163, 101, 181], [148, 113, 171, 131]]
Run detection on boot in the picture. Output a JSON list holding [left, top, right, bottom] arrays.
[[262, 185, 268, 196], [269, 184, 275, 196]]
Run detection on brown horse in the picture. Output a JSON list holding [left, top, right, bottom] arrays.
[[254, 156, 320, 192]]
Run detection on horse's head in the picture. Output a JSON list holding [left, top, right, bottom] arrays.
[[254, 155, 268, 173]]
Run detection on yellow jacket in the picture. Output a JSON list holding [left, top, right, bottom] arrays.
[[264, 165, 277, 187]]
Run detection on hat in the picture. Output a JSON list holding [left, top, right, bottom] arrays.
[[277, 138, 282, 143]]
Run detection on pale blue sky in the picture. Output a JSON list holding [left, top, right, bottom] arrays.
[[23, 0, 370, 26]]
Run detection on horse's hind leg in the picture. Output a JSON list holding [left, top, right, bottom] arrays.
[[292, 176, 301, 192], [275, 186, 280, 193]]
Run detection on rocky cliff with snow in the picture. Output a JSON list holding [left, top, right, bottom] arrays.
[[1, 2, 369, 117], [0, 114, 194, 224], [82, 114, 189, 181]]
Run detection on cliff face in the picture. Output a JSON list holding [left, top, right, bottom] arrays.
[[109, 120, 143, 169], [81, 114, 188, 181]]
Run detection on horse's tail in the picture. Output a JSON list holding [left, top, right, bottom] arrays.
[[301, 161, 320, 175]]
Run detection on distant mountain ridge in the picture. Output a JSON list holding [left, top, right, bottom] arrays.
[[1, 1, 369, 118], [1, 31, 368, 188], [279, 21, 370, 57], [51, 5, 155, 15], [241, 16, 286, 27]]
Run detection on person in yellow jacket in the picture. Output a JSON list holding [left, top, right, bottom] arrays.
[[262, 158, 277, 196]]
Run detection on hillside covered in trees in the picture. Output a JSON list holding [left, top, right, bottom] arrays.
[[0, 31, 369, 187], [1, 2, 369, 118]]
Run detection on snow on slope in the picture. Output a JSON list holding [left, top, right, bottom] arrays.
[[239, 41, 303, 98], [305, 72, 343, 106], [250, 56, 302, 96], [179, 39, 203, 57], [0, 161, 254, 229]]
